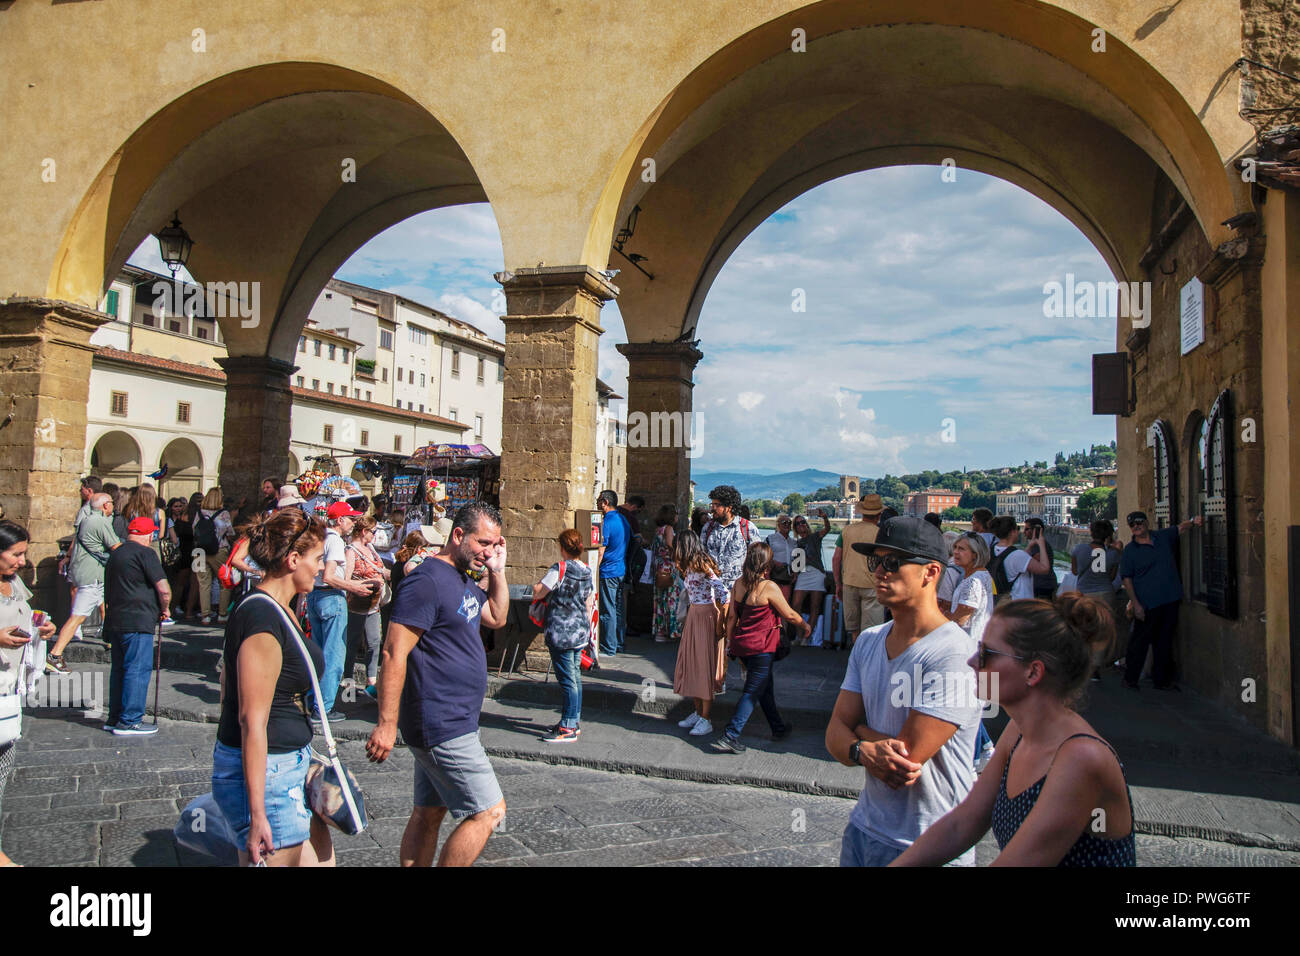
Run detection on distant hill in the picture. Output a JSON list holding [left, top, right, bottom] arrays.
[[693, 468, 841, 502]]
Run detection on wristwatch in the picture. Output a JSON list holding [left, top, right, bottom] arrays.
[[848, 740, 862, 766]]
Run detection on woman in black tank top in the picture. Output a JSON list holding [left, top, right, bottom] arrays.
[[891, 593, 1135, 866]]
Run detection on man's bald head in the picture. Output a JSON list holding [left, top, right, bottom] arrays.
[[90, 493, 112, 511]]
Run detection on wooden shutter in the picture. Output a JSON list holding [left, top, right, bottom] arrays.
[[1147, 420, 1177, 530]]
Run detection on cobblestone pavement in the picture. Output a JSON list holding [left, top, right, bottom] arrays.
[[5, 708, 1300, 866]]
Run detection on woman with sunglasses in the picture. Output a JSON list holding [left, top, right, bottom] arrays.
[[890, 593, 1135, 866], [211, 508, 334, 867]]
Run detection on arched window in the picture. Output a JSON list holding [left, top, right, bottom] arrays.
[[1201, 390, 1236, 618], [1146, 420, 1177, 530]]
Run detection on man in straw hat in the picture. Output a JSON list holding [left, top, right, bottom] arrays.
[[833, 492, 887, 648]]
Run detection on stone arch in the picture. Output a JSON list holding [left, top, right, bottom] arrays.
[[49, 61, 492, 360], [88, 430, 143, 488], [158, 437, 205, 503], [590, 0, 1250, 341]]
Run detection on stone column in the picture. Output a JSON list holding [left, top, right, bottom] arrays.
[[616, 341, 703, 528], [0, 298, 109, 610], [1260, 191, 1300, 745], [214, 355, 296, 508], [498, 266, 617, 585]]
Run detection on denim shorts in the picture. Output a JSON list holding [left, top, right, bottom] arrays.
[[412, 731, 503, 820], [211, 740, 314, 850]]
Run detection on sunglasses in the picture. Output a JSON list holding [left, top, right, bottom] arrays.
[[866, 553, 932, 575], [1128, 519, 1146, 527], [976, 641, 1030, 668]]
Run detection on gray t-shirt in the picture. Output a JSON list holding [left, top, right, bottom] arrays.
[[841, 620, 981, 862], [69, 511, 120, 587], [1071, 541, 1119, 594]]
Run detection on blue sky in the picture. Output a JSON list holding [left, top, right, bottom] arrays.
[[131, 166, 1118, 478]]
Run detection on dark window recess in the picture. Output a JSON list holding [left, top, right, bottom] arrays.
[[1200, 390, 1236, 618], [1148, 420, 1177, 530]]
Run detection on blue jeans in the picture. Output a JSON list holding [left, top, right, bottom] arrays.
[[106, 629, 154, 726], [724, 653, 786, 741], [307, 589, 348, 714], [549, 646, 582, 728], [598, 575, 625, 654]]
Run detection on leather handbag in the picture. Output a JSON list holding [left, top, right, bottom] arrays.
[[246, 593, 368, 835]]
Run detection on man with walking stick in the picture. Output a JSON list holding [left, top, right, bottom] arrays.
[[103, 516, 171, 736]]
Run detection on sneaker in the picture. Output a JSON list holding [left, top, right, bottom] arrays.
[[654, 635, 667, 643], [772, 722, 794, 741], [710, 735, 745, 754], [325, 709, 345, 721], [44, 654, 68, 675], [677, 712, 702, 729], [112, 722, 159, 736], [160, 616, 175, 627], [363, 685, 378, 700], [542, 726, 581, 744], [688, 718, 713, 737]]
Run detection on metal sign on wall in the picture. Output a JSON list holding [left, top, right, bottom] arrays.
[[1180, 277, 1205, 355]]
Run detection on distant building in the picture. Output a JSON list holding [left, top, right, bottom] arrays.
[[1094, 469, 1118, 488], [905, 489, 961, 516]]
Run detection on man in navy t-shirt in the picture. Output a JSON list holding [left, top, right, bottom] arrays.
[[1119, 510, 1201, 691], [365, 501, 509, 866], [596, 489, 630, 655]]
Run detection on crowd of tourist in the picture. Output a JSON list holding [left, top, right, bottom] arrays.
[[0, 473, 1203, 868]]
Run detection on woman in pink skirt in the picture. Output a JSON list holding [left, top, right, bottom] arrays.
[[672, 530, 730, 738]]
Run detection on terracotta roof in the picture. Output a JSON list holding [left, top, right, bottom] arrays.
[[94, 347, 468, 431]]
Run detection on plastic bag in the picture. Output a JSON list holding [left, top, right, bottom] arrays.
[[174, 792, 239, 866]]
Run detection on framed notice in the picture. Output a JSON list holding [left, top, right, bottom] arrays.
[[1180, 277, 1205, 355]]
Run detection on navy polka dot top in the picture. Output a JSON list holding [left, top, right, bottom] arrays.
[[991, 733, 1136, 867]]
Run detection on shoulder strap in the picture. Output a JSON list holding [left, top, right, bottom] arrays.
[[557, 560, 566, 585]]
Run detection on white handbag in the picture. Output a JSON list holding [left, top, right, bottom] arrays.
[[0, 692, 20, 746], [0, 633, 27, 746]]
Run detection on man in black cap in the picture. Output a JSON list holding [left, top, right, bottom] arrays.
[[1118, 510, 1201, 691], [825, 516, 982, 867]]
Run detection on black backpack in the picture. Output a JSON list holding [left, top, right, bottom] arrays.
[[194, 512, 220, 555], [988, 546, 1025, 604], [1032, 540, 1057, 596], [625, 528, 647, 585]]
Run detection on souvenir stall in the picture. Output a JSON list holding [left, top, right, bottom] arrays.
[[404, 443, 499, 523]]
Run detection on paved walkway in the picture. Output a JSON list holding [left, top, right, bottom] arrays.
[[18, 621, 1299, 865]]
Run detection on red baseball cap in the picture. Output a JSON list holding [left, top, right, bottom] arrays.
[[127, 516, 157, 535], [326, 501, 363, 520]]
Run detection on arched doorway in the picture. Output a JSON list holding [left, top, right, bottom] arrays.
[[88, 431, 143, 489], [158, 437, 204, 503]]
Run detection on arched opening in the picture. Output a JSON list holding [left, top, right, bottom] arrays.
[[158, 438, 204, 503], [89, 431, 143, 488]]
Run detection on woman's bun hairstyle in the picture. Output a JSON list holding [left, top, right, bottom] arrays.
[[993, 593, 1116, 705], [247, 508, 325, 573]]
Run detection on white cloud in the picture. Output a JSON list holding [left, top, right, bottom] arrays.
[[737, 391, 765, 410]]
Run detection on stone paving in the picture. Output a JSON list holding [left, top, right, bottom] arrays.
[[5, 706, 1300, 866]]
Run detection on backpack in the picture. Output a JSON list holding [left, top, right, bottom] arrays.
[[1032, 540, 1058, 596], [530, 561, 566, 628], [626, 531, 648, 584], [987, 546, 1025, 604], [194, 512, 220, 555]]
